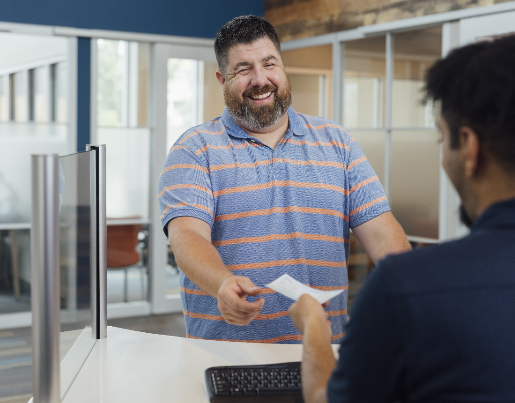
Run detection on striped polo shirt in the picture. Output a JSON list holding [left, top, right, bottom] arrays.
[[158, 107, 390, 344]]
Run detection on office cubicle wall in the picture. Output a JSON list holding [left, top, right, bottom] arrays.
[[31, 145, 106, 403]]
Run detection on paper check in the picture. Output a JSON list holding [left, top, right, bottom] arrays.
[[265, 274, 343, 304]]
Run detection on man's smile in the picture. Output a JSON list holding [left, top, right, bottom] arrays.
[[249, 91, 272, 100]]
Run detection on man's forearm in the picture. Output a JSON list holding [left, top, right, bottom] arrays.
[[301, 319, 337, 403], [353, 211, 411, 265], [169, 223, 232, 298]]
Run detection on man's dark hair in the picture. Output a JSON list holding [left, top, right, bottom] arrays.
[[425, 35, 515, 172], [214, 15, 281, 77]]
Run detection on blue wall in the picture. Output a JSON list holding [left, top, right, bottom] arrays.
[[0, 0, 264, 39]]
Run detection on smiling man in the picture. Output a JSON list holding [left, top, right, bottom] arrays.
[[158, 15, 410, 343]]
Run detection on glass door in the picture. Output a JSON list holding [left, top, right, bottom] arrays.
[[150, 42, 222, 313]]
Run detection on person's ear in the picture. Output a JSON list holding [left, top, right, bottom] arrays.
[[216, 70, 226, 87], [459, 126, 481, 178]]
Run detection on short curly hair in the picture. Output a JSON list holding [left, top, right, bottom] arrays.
[[425, 35, 515, 172], [214, 15, 281, 77]]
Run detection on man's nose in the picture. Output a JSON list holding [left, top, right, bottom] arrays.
[[249, 67, 269, 87]]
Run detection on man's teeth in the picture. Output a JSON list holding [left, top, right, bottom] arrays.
[[251, 92, 271, 100]]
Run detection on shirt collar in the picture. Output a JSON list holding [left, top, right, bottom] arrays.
[[221, 106, 308, 140], [470, 197, 515, 232]]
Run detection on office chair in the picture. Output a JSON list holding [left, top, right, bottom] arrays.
[[106, 220, 145, 302]]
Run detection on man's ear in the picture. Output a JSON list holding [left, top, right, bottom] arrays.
[[215, 70, 225, 87], [459, 126, 481, 178]]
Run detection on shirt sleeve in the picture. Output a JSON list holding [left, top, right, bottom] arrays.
[[346, 138, 390, 228], [158, 145, 214, 237], [327, 260, 407, 403]]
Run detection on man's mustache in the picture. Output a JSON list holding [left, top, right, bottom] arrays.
[[242, 85, 278, 98]]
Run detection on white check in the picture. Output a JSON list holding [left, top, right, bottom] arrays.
[[265, 274, 343, 304]]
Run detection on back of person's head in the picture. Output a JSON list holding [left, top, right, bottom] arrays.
[[425, 35, 515, 172], [214, 15, 281, 77]]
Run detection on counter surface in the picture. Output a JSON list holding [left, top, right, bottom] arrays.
[[62, 326, 339, 403]]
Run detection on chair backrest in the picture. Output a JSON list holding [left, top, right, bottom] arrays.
[[106, 224, 142, 268]]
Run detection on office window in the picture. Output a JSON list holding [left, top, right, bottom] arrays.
[[97, 39, 124, 127], [50, 62, 67, 123], [343, 36, 386, 129], [0, 76, 6, 122], [167, 58, 200, 150], [282, 45, 332, 119]]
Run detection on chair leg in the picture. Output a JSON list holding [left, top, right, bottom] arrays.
[[140, 267, 145, 300], [124, 268, 128, 303]]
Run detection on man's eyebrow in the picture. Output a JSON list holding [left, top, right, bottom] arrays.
[[262, 55, 278, 63]]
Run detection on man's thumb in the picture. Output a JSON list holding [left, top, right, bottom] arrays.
[[238, 277, 262, 296]]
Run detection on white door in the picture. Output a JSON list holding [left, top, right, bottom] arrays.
[[149, 41, 225, 314]]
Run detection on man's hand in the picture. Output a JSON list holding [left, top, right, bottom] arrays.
[[289, 294, 331, 338], [218, 275, 265, 325]]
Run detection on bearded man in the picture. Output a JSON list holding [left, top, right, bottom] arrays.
[[158, 15, 410, 343]]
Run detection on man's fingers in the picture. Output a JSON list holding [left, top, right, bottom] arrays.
[[237, 277, 262, 296]]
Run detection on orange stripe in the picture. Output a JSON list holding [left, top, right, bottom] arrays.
[[213, 232, 348, 247], [350, 196, 387, 216], [305, 123, 341, 131], [178, 128, 225, 145], [227, 258, 348, 271], [328, 310, 347, 317], [349, 175, 379, 194], [160, 202, 213, 219], [331, 331, 345, 341], [180, 287, 208, 295], [311, 284, 349, 291], [286, 138, 350, 151], [158, 184, 213, 198], [186, 334, 304, 343], [215, 206, 348, 222], [160, 163, 208, 177], [347, 155, 367, 171], [211, 159, 273, 172], [213, 180, 349, 198], [167, 145, 189, 155], [183, 310, 223, 321]]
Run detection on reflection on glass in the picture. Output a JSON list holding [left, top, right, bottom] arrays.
[[343, 36, 386, 129], [14, 71, 27, 122], [393, 27, 441, 127], [0, 76, 6, 122], [390, 130, 440, 239], [34, 66, 48, 123], [58, 151, 96, 399], [97, 127, 150, 219], [351, 130, 386, 185], [167, 58, 199, 150], [97, 39, 124, 127], [51, 62, 67, 123], [282, 45, 332, 119]]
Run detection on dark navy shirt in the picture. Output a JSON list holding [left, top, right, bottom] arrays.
[[328, 198, 515, 402]]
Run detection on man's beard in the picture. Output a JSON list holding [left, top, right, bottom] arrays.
[[459, 204, 474, 228], [224, 76, 292, 131]]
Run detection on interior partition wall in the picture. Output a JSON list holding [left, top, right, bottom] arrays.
[[281, 1, 515, 246]]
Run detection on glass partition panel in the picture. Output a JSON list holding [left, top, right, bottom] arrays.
[[0, 76, 7, 122], [343, 36, 386, 129], [282, 45, 332, 119], [58, 150, 96, 399], [393, 27, 441, 128], [350, 130, 386, 185], [390, 130, 440, 239], [97, 127, 150, 220]]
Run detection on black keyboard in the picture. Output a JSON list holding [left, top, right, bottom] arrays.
[[204, 361, 304, 403]]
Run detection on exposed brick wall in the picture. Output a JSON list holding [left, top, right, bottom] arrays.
[[265, 0, 513, 41]]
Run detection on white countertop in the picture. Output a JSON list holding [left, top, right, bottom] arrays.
[[61, 326, 339, 403]]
